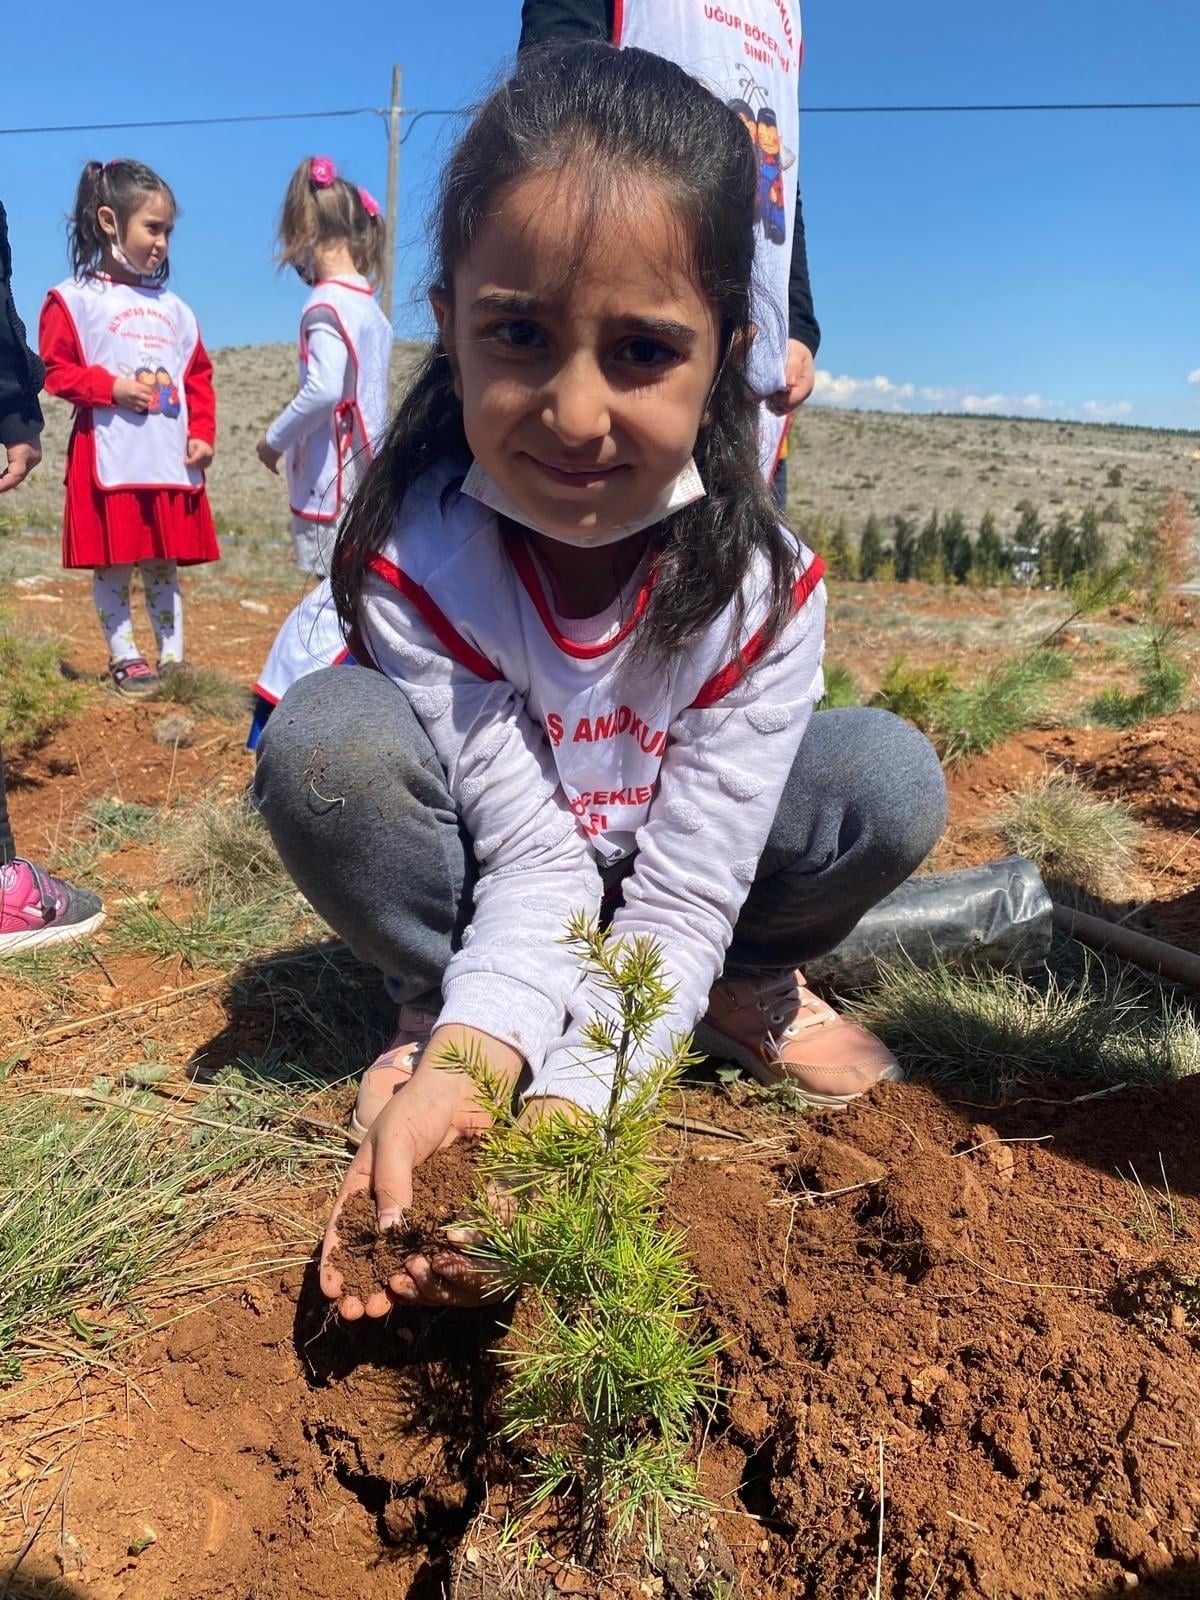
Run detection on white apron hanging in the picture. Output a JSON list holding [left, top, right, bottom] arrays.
[[614, 0, 803, 475]]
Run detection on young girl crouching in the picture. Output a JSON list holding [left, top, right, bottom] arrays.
[[253, 43, 947, 1318]]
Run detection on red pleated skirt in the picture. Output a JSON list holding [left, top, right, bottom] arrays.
[[60, 427, 220, 569]]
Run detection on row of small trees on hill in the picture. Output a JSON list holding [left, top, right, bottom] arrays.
[[808, 490, 1195, 593]]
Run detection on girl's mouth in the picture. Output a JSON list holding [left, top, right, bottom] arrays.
[[525, 456, 622, 489]]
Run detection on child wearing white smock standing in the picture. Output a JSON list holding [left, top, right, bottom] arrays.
[[256, 156, 393, 577]]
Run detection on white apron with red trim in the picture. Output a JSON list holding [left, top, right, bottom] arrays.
[[253, 579, 349, 706], [367, 464, 823, 864], [614, 0, 803, 475], [287, 279, 394, 524], [51, 277, 203, 491]]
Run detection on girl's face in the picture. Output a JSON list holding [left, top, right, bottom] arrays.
[[434, 171, 720, 543], [99, 190, 174, 277]]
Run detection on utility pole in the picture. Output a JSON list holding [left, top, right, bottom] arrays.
[[382, 64, 402, 324]]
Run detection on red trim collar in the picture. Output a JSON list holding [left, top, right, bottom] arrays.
[[502, 528, 656, 660], [315, 277, 375, 296]]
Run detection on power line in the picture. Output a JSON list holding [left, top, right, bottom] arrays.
[[3, 98, 1199, 139], [0, 107, 382, 138], [803, 99, 1200, 113]]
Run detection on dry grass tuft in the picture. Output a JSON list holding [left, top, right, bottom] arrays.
[[993, 772, 1140, 900], [847, 952, 1200, 1098], [166, 795, 287, 906]]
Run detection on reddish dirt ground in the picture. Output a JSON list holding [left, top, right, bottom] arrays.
[[4, 1086, 1199, 1600], [4, 570, 1200, 1598]]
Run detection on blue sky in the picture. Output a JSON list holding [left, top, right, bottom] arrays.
[[4, 0, 1198, 427]]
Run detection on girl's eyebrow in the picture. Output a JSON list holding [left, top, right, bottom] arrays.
[[624, 315, 697, 346], [471, 291, 542, 316], [471, 292, 697, 346]]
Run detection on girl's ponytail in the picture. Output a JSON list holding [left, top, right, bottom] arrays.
[[353, 190, 388, 291], [277, 157, 388, 290], [68, 161, 108, 279]]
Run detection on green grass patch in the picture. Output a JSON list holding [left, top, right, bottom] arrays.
[[150, 665, 252, 721], [0, 1075, 341, 1379], [0, 626, 83, 751], [166, 795, 286, 905], [110, 896, 292, 969], [81, 796, 165, 850], [846, 952, 1200, 1099], [993, 772, 1140, 899], [817, 663, 860, 711]]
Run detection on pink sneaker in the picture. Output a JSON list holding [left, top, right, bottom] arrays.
[[348, 999, 439, 1145], [694, 969, 902, 1109], [0, 859, 106, 957]]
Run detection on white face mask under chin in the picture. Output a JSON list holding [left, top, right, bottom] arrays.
[[461, 458, 706, 548], [109, 235, 167, 287]]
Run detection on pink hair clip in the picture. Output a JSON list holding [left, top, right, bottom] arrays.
[[357, 186, 381, 218], [309, 156, 338, 188]]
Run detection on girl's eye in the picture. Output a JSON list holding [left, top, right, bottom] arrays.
[[487, 320, 546, 352], [615, 337, 680, 370]]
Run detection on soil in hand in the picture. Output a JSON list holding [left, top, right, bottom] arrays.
[[328, 1141, 480, 1303]]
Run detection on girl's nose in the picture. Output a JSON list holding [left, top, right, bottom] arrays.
[[541, 356, 611, 446]]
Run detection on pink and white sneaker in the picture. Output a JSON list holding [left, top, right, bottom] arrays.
[[348, 998, 440, 1145], [0, 859, 106, 957], [694, 969, 902, 1109]]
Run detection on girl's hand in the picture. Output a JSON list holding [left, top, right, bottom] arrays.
[[256, 438, 282, 474], [319, 1026, 523, 1319], [113, 375, 156, 413], [185, 438, 214, 470]]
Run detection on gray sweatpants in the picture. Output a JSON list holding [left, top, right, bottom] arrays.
[[253, 667, 947, 1006]]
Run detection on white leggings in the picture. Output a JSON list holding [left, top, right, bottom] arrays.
[[92, 562, 183, 666]]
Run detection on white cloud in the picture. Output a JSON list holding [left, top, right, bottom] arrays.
[[811, 372, 1131, 423], [1081, 399, 1133, 420], [961, 392, 1047, 416], [1188, 369, 1200, 385], [811, 371, 915, 408]]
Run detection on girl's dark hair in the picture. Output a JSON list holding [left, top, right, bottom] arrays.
[[68, 159, 177, 280], [334, 41, 794, 661], [277, 157, 387, 287]]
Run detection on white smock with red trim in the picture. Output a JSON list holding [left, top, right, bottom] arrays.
[[285, 278, 393, 523], [253, 578, 349, 707], [50, 278, 203, 490], [355, 460, 827, 1113], [614, 0, 802, 476]]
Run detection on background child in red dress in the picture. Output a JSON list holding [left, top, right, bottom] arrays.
[[39, 159, 219, 697]]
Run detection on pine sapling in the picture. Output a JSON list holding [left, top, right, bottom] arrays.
[[448, 917, 719, 1570], [1089, 622, 1190, 729]]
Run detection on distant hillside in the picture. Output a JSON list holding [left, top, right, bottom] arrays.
[[11, 339, 1200, 544], [788, 405, 1200, 541]]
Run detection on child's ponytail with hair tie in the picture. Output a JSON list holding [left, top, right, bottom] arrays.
[[277, 155, 387, 290], [68, 160, 109, 280]]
